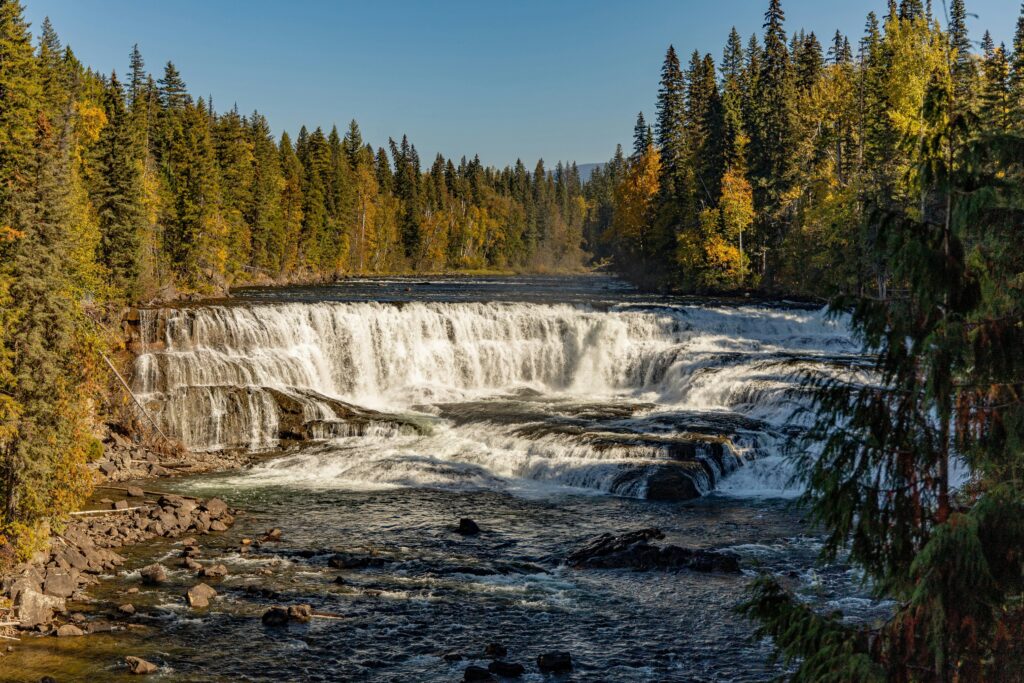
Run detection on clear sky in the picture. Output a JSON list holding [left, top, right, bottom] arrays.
[[24, 0, 1021, 168]]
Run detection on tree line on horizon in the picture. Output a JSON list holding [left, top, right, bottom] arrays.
[[587, 0, 1024, 299]]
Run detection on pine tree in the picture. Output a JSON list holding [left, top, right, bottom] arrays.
[[2, 105, 97, 557], [1013, 3, 1024, 122], [722, 27, 746, 163], [655, 45, 687, 199], [949, 0, 975, 104], [748, 0, 795, 274], [632, 111, 651, 158], [158, 61, 189, 110], [96, 71, 144, 294], [246, 112, 284, 274], [980, 37, 1012, 130], [342, 119, 363, 168]]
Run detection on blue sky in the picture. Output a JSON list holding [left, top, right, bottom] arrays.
[[25, 0, 1021, 168]]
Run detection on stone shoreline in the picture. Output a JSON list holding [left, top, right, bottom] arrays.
[[0, 432, 248, 673]]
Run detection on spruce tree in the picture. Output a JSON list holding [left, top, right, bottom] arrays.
[[949, 0, 975, 104], [655, 45, 687, 200], [632, 111, 651, 158], [748, 0, 795, 274], [1013, 3, 1024, 122], [96, 71, 144, 294]]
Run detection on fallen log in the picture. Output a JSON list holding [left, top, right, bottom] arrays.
[[70, 506, 146, 516], [94, 485, 200, 500]]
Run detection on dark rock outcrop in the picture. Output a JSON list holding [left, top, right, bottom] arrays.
[[537, 651, 573, 673], [567, 529, 741, 574], [456, 518, 481, 535]]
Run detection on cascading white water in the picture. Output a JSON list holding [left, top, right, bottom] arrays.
[[132, 300, 855, 497]]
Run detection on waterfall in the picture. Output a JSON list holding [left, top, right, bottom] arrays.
[[132, 301, 855, 497]]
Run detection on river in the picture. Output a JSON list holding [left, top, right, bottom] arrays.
[[6, 275, 889, 682]]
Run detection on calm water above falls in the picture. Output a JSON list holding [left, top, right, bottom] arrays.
[[8, 276, 888, 682]]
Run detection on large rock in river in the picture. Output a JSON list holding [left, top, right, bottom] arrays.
[[567, 528, 741, 574]]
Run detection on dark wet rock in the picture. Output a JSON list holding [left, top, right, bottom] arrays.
[[40, 677, 57, 683], [567, 528, 741, 574], [186, 583, 217, 609], [463, 665, 496, 681], [327, 552, 389, 569], [139, 563, 167, 585], [488, 660, 525, 677], [537, 651, 573, 673], [125, 656, 158, 675], [456, 518, 481, 535], [331, 576, 346, 585], [483, 642, 507, 658], [288, 604, 314, 623], [261, 606, 290, 626], [641, 463, 705, 501], [443, 652, 464, 662]]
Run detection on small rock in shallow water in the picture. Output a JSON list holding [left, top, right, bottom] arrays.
[[139, 564, 166, 586], [126, 486, 145, 498], [537, 652, 573, 673], [483, 642, 507, 658], [199, 563, 228, 579], [456, 518, 481, 535], [263, 528, 282, 542], [118, 604, 135, 615], [463, 665, 495, 682], [488, 660, 525, 677], [186, 583, 217, 609], [443, 652, 464, 662], [261, 606, 290, 626], [125, 656, 158, 675], [56, 624, 84, 637], [288, 604, 313, 623]]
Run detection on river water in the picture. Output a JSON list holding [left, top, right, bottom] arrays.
[[6, 275, 889, 682]]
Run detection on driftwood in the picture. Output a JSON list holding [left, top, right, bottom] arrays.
[[0, 621, 20, 627], [70, 506, 146, 516], [311, 611, 345, 620], [0, 634, 21, 641], [94, 485, 200, 501], [99, 351, 174, 447]]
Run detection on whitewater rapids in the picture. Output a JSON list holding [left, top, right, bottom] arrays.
[[132, 298, 856, 499]]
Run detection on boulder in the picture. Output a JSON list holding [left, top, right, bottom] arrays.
[[261, 606, 290, 627], [288, 604, 313, 623], [56, 624, 85, 637], [327, 553, 386, 569], [98, 461, 118, 477], [456, 518, 481, 535], [209, 520, 229, 532], [483, 642, 507, 658], [43, 568, 76, 599], [202, 498, 229, 518], [566, 529, 741, 574], [199, 563, 228, 579], [126, 486, 145, 498], [139, 563, 167, 585], [125, 656, 158, 675], [537, 652, 573, 673], [186, 583, 217, 609], [119, 603, 136, 615], [488, 661, 525, 677], [112, 499, 130, 511], [181, 557, 203, 572], [15, 587, 65, 628], [463, 666, 495, 682]]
